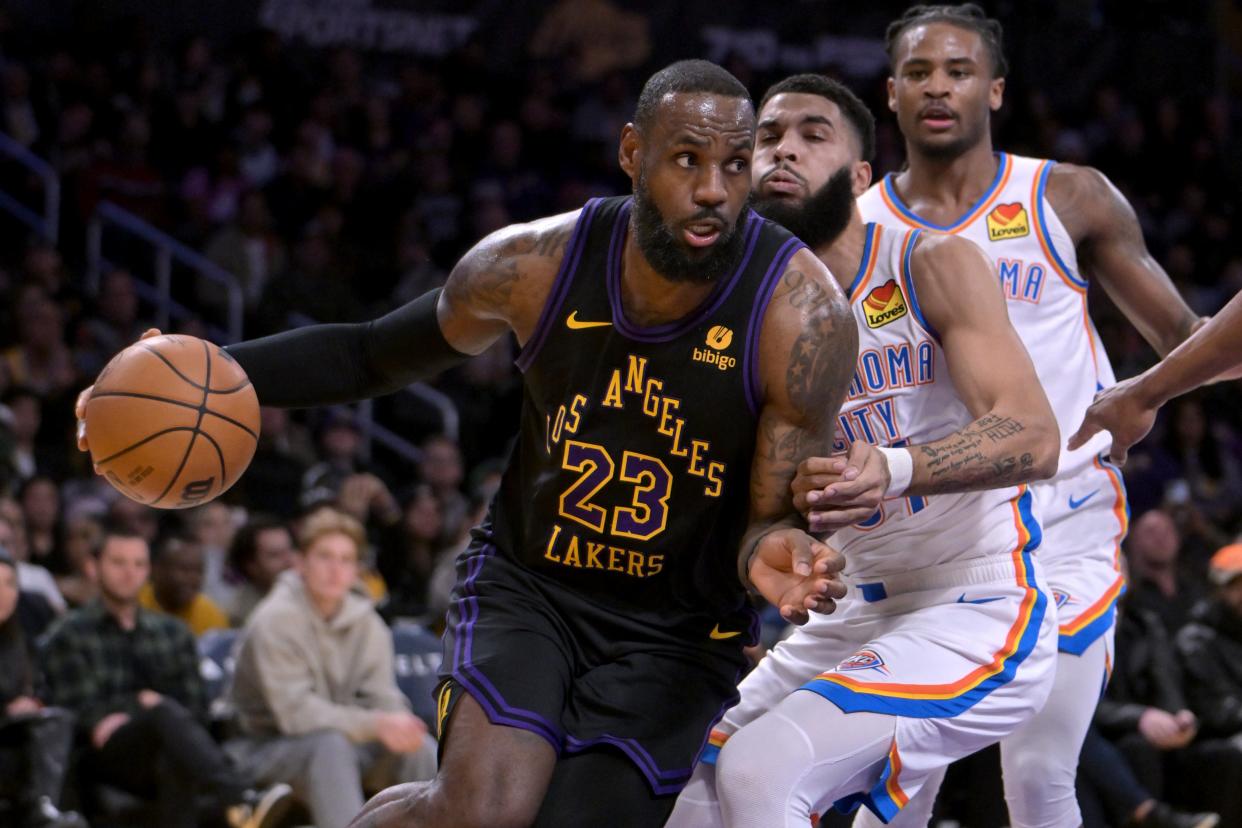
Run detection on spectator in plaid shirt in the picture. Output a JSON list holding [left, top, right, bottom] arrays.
[[40, 528, 292, 828]]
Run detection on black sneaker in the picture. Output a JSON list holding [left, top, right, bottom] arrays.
[[1144, 803, 1221, 828], [226, 783, 295, 828]]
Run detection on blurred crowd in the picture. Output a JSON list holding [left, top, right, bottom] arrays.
[[0, 1, 1235, 826]]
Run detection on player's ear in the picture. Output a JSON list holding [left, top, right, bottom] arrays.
[[886, 76, 897, 113], [618, 123, 641, 182], [852, 160, 872, 196], [989, 76, 1005, 112]]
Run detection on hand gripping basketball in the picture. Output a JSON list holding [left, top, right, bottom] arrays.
[[76, 329, 261, 509]]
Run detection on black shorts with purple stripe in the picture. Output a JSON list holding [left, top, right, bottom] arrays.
[[436, 541, 756, 806]]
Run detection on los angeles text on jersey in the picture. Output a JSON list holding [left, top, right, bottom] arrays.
[[539, 354, 727, 579]]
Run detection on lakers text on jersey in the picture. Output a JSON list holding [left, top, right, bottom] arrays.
[[499, 195, 807, 621]]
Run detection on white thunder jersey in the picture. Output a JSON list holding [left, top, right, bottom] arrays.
[[859, 153, 1127, 653], [829, 221, 1040, 583], [682, 222, 1055, 825]]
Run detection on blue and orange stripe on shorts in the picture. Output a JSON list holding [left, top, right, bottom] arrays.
[[799, 487, 1046, 720], [1058, 456, 1129, 654], [833, 738, 910, 822]]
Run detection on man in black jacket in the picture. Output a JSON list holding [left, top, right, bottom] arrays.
[[1174, 544, 1242, 825], [1098, 603, 1197, 788], [1178, 544, 1242, 739], [0, 549, 86, 828], [1077, 595, 1217, 827]]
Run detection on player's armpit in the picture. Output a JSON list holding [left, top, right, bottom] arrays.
[[1046, 163, 1202, 357], [740, 247, 856, 593], [904, 234, 1059, 495]]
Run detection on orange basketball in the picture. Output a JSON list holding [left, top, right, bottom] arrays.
[[84, 334, 261, 509]]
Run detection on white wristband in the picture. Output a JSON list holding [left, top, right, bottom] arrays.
[[876, 446, 913, 499]]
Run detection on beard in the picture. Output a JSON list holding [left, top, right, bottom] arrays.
[[632, 172, 749, 284], [753, 165, 855, 249]]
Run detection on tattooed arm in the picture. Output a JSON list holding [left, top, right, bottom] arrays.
[[740, 248, 857, 622], [437, 211, 575, 352], [203, 213, 574, 407], [1048, 164, 1204, 357], [75, 212, 575, 445], [906, 235, 1058, 492], [795, 235, 1058, 530]]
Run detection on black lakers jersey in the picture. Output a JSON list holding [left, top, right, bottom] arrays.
[[486, 196, 805, 623]]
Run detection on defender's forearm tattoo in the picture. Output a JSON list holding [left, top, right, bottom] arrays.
[[917, 413, 1038, 493]]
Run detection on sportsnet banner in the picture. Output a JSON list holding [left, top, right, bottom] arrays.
[[258, 0, 476, 56]]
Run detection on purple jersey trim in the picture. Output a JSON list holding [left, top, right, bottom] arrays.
[[560, 604, 759, 795], [515, 198, 602, 373], [605, 201, 764, 343], [445, 545, 756, 795], [742, 237, 808, 416], [447, 546, 565, 749]]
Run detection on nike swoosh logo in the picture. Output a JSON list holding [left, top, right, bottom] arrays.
[[710, 624, 741, 640], [566, 311, 612, 330], [956, 594, 1005, 605], [1068, 490, 1100, 510]]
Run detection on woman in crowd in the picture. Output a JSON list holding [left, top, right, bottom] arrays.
[[377, 485, 444, 622]]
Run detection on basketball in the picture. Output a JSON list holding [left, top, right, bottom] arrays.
[[84, 334, 261, 509]]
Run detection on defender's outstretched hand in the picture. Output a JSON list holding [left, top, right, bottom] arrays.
[[748, 528, 846, 625], [1068, 375, 1157, 466]]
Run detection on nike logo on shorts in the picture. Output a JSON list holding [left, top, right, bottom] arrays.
[[710, 624, 741, 640], [1068, 489, 1100, 510], [956, 594, 1005, 605]]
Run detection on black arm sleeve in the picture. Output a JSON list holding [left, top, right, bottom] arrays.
[[224, 288, 470, 408]]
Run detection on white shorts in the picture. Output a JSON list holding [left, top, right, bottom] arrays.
[[704, 551, 1057, 823], [1035, 453, 1128, 654]]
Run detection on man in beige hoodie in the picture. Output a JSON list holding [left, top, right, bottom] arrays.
[[229, 508, 436, 828]]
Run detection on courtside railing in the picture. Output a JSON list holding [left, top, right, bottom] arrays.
[[0, 131, 59, 243], [0, 128, 454, 470], [86, 201, 246, 344], [286, 312, 459, 464]]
